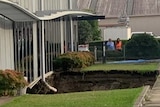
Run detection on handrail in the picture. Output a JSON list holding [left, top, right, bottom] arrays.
[[28, 71, 54, 89]]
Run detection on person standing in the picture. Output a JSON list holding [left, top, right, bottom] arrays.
[[115, 38, 122, 51], [106, 38, 115, 50]]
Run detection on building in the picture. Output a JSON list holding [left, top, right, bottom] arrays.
[[77, 0, 160, 39], [0, 0, 104, 82]]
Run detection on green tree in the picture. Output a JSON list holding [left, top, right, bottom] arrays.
[[78, 20, 92, 44], [88, 20, 101, 40], [78, 20, 101, 44], [78, 9, 101, 44], [125, 33, 160, 59]]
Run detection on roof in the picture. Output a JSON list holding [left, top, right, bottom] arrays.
[[36, 10, 104, 21], [0, 0, 39, 22], [77, 0, 160, 17], [0, 0, 105, 22]]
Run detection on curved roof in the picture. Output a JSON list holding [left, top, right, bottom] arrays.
[[0, 0, 102, 22], [0, 0, 39, 21], [39, 11, 95, 20]]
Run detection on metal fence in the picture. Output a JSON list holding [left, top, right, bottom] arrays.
[[89, 43, 160, 63]]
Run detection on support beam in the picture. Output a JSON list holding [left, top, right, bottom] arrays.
[[70, 16, 74, 51], [60, 18, 64, 54], [33, 22, 38, 80], [42, 20, 45, 81]]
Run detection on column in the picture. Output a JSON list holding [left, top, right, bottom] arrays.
[[33, 22, 38, 80]]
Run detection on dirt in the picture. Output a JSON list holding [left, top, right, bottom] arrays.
[[27, 70, 158, 94]]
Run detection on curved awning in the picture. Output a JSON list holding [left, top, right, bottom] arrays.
[[40, 11, 94, 20], [0, 0, 105, 22], [0, 0, 39, 22], [36, 10, 105, 21]]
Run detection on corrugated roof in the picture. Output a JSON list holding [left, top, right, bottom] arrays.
[[77, 0, 160, 17]]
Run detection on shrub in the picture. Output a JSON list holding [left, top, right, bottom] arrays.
[[53, 52, 95, 71], [53, 57, 75, 71], [0, 69, 28, 96], [125, 34, 160, 59]]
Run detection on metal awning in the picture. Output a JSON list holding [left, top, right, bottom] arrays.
[[0, 0, 105, 22], [0, 0, 39, 22], [36, 10, 105, 21]]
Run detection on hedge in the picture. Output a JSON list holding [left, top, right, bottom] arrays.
[[53, 52, 95, 71]]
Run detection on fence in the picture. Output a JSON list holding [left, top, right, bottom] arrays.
[[89, 42, 160, 63], [89, 45, 126, 62]]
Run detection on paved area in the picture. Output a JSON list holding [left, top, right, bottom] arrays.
[[143, 76, 160, 107], [0, 96, 14, 106]]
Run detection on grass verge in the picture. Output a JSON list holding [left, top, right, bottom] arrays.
[[82, 62, 159, 73], [1, 87, 143, 107]]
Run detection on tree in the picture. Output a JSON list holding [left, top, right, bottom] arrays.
[[78, 9, 101, 44], [78, 20, 101, 44], [125, 33, 160, 59], [88, 20, 101, 41], [78, 20, 92, 44]]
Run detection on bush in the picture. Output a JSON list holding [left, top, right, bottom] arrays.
[[105, 50, 124, 61], [53, 52, 95, 71], [125, 34, 160, 59], [0, 69, 28, 96]]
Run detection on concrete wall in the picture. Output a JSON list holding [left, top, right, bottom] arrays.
[[99, 15, 160, 37], [0, 17, 14, 70], [9, 0, 78, 13]]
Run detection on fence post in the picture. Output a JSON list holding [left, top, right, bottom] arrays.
[[94, 46, 97, 61], [123, 45, 126, 60], [102, 41, 106, 63]]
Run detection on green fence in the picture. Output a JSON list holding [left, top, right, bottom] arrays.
[[89, 40, 160, 62]]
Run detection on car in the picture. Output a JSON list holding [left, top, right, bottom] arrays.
[[131, 32, 160, 38]]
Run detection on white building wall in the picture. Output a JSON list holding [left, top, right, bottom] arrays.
[[8, 0, 76, 12], [0, 17, 14, 70], [104, 26, 131, 40], [8, 0, 39, 13], [72, 0, 78, 9], [99, 15, 160, 36]]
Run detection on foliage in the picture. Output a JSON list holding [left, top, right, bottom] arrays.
[[88, 20, 101, 41], [125, 34, 160, 59], [78, 20, 92, 44], [0, 87, 143, 107], [53, 52, 95, 71], [0, 69, 28, 96], [78, 20, 101, 44]]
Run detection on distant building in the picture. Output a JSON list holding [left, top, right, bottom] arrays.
[[77, 0, 160, 37]]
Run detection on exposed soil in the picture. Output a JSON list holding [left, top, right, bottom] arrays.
[[27, 70, 158, 94]]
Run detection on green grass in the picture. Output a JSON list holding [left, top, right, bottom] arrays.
[[82, 62, 159, 72], [1, 87, 143, 107]]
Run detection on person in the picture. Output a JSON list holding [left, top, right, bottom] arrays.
[[115, 38, 122, 51], [106, 38, 115, 50]]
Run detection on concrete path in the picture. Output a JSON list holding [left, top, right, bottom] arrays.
[[143, 76, 160, 107], [0, 96, 13, 106]]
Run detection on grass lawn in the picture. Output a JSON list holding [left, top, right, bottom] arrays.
[[82, 62, 159, 72], [1, 87, 143, 107]]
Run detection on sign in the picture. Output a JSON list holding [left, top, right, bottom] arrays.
[[78, 44, 89, 51]]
